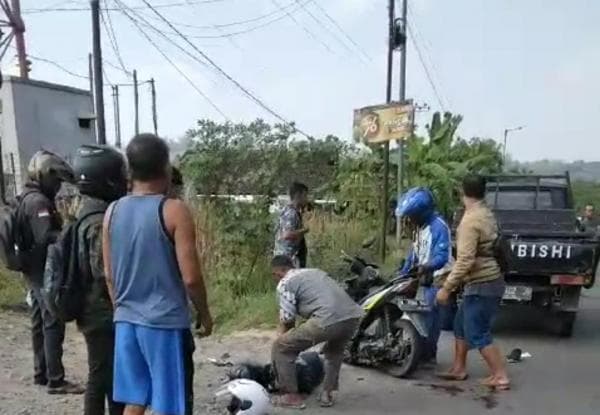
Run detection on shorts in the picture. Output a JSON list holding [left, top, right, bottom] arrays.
[[114, 322, 195, 415], [454, 295, 500, 350]]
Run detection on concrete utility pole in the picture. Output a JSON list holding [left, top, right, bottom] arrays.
[[133, 69, 140, 135], [395, 0, 408, 244], [380, 0, 396, 262], [112, 85, 122, 148], [10, 0, 27, 79], [150, 78, 158, 135], [91, 0, 106, 145]]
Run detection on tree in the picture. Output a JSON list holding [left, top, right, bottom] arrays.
[[404, 112, 502, 215]]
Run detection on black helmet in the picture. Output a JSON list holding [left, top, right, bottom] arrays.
[[73, 144, 127, 202], [27, 150, 75, 198]]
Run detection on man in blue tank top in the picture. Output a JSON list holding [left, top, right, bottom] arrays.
[[102, 134, 213, 415]]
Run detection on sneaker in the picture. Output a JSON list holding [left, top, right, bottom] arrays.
[[47, 380, 85, 395]]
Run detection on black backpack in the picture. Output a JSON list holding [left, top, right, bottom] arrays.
[[493, 225, 510, 274], [0, 191, 37, 272], [42, 210, 103, 322]]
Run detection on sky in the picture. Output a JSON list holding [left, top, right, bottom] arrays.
[[6, 0, 600, 161]]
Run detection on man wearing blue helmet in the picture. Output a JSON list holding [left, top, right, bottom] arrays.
[[396, 187, 454, 366]]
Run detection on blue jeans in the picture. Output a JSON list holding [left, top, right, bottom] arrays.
[[454, 295, 501, 350]]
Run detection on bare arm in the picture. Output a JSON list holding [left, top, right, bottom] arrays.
[[102, 203, 115, 306], [164, 199, 213, 336]]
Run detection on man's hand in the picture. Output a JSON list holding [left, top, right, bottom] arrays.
[[195, 311, 214, 338], [436, 287, 451, 305]]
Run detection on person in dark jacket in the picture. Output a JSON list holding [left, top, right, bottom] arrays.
[[73, 144, 128, 415], [19, 150, 83, 394]]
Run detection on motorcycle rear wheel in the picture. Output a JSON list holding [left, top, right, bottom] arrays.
[[381, 319, 422, 378]]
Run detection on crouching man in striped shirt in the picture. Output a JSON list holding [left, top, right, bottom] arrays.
[[270, 255, 363, 410]]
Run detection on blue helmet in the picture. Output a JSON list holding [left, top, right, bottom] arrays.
[[396, 187, 435, 224]]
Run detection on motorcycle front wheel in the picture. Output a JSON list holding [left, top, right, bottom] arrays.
[[381, 319, 422, 378]]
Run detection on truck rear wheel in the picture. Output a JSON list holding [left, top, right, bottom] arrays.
[[557, 311, 576, 338]]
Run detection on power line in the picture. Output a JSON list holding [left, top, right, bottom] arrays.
[[271, 0, 334, 54], [407, 24, 446, 112], [101, 1, 130, 76], [116, 1, 229, 119], [308, 0, 372, 62], [406, 4, 451, 109], [128, 0, 311, 40], [137, 0, 309, 135], [293, 0, 360, 59], [141, 0, 300, 30], [22, 0, 229, 14], [27, 52, 89, 80]]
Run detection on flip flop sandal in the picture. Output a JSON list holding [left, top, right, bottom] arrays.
[[436, 372, 469, 381], [271, 396, 307, 410], [319, 393, 335, 408], [491, 382, 511, 391]]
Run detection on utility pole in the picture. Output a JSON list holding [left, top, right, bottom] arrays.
[[395, 0, 408, 244], [133, 69, 140, 135], [112, 85, 122, 148], [150, 78, 158, 135], [91, 0, 106, 145], [380, 0, 395, 262], [502, 125, 525, 169], [88, 52, 94, 105], [10, 0, 27, 79]]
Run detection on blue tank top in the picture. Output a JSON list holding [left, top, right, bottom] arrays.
[[109, 195, 190, 329]]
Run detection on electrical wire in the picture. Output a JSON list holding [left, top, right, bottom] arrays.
[[116, 2, 229, 119], [101, 1, 131, 76], [22, 0, 229, 14], [307, 0, 372, 62], [294, 0, 365, 63], [136, 0, 309, 135], [27, 53, 89, 80], [407, 24, 446, 112], [139, 0, 300, 30], [127, 0, 311, 40], [406, 4, 451, 110], [271, 0, 334, 54]]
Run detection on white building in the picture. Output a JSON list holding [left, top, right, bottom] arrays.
[[0, 76, 96, 197]]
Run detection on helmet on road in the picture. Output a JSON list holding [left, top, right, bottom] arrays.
[[216, 379, 272, 415], [27, 150, 74, 198], [73, 144, 128, 202], [396, 187, 435, 225]]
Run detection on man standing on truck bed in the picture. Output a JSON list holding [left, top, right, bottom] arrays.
[[436, 174, 510, 391]]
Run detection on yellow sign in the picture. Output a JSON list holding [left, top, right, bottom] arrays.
[[353, 102, 414, 144]]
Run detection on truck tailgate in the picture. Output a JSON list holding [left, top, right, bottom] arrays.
[[503, 233, 599, 277]]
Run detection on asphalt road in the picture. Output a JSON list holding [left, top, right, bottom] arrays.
[[2, 287, 600, 414], [315, 285, 600, 415]]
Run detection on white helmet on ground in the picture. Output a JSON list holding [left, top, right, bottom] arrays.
[[216, 379, 272, 415]]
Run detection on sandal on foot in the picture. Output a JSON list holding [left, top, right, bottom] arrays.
[[319, 392, 335, 408], [436, 372, 469, 381], [271, 395, 306, 410]]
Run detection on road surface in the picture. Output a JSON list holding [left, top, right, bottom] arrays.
[[1, 287, 600, 414]]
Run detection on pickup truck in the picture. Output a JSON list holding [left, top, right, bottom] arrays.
[[453, 173, 600, 337]]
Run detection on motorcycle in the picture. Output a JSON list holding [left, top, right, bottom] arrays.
[[341, 252, 430, 378]]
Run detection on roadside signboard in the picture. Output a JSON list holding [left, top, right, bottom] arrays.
[[353, 101, 414, 144]]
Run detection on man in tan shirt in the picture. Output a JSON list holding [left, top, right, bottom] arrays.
[[436, 174, 510, 390]]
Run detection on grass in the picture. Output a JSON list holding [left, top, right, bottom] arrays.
[[0, 268, 26, 310], [0, 204, 407, 333]]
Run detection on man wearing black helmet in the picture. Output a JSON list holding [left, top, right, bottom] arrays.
[[19, 150, 83, 394], [72, 144, 128, 415]]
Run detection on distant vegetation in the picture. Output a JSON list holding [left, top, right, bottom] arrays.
[[509, 159, 600, 183]]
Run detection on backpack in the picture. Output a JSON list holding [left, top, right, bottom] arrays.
[[42, 210, 103, 322], [493, 225, 510, 274], [0, 191, 37, 272]]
